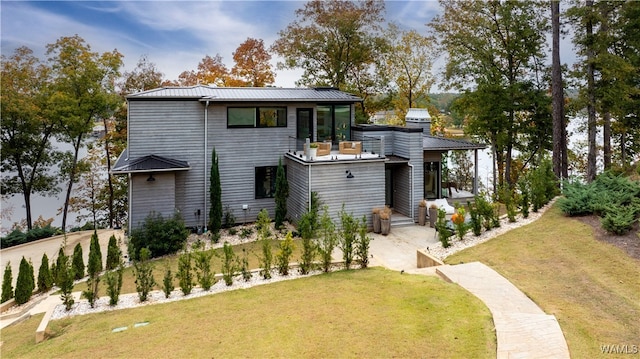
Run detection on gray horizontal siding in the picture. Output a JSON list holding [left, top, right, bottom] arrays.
[[206, 104, 298, 224], [285, 155, 385, 229], [130, 172, 176, 228]]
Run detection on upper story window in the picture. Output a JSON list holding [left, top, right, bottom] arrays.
[[228, 107, 287, 128]]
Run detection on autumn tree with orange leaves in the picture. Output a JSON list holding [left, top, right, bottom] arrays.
[[170, 54, 229, 87], [229, 38, 275, 87]]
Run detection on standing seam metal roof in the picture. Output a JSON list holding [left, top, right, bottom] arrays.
[[127, 85, 362, 102], [423, 135, 486, 150]]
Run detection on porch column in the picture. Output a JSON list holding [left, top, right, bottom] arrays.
[[474, 149, 479, 195]]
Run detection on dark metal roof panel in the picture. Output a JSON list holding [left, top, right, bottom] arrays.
[[423, 135, 486, 151], [111, 151, 190, 174], [127, 85, 362, 102]]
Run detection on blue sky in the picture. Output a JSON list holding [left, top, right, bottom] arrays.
[[1, 1, 442, 87]]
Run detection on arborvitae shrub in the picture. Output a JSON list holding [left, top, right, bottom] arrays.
[[518, 179, 530, 218], [339, 206, 357, 270], [209, 147, 222, 239], [15, 257, 34, 305], [355, 216, 372, 268], [177, 252, 194, 295], [72, 243, 85, 280], [133, 248, 155, 302], [106, 235, 121, 270], [129, 212, 189, 260], [276, 232, 295, 275], [274, 158, 289, 228], [37, 253, 53, 293], [89, 231, 103, 272], [2, 263, 14, 303], [316, 206, 337, 273]]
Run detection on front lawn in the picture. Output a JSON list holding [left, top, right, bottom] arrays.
[[1, 268, 495, 358]]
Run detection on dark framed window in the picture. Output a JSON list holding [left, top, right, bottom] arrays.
[[315, 104, 351, 143], [255, 166, 286, 199], [228, 107, 287, 128]]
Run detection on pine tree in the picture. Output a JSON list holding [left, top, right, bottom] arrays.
[[1, 263, 14, 303], [89, 230, 103, 272], [72, 243, 85, 280], [15, 256, 35, 305], [208, 147, 222, 240], [37, 253, 53, 293], [274, 157, 289, 228]]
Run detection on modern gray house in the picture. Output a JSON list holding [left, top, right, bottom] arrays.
[[112, 85, 484, 233]]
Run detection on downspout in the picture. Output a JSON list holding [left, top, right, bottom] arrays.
[[204, 100, 210, 232], [408, 162, 414, 222], [126, 99, 132, 236]]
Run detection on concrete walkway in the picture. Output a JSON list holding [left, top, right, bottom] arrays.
[[368, 225, 570, 359]]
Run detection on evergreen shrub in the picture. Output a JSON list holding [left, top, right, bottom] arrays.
[[37, 253, 53, 293], [2, 263, 13, 303], [276, 232, 295, 275], [133, 248, 155, 302], [15, 257, 34, 305], [177, 251, 194, 295], [129, 212, 189, 260], [72, 243, 85, 280]]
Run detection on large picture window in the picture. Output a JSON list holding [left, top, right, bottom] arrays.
[[255, 166, 286, 199], [228, 107, 287, 128]]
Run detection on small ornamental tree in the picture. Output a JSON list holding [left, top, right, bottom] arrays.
[[355, 216, 372, 268], [15, 257, 35, 305], [2, 262, 14, 303], [276, 231, 295, 275], [257, 209, 273, 279], [56, 249, 75, 310], [240, 248, 252, 281], [72, 243, 84, 280], [221, 242, 239, 286], [89, 230, 103, 272], [162, 265, 174, 298], [194, 249, 215, 290], [339, 206, 357, 270], [316, 206, 337, 273], [133, 248, 155, 302], [105, 234, 122, 270], [37, 253, 53, 293], [104, 262, 124, 306], [177, 251, 194, 295], [274, 158, 289, 228], [209, 147, 222, 241]]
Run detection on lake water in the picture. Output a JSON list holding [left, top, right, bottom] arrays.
[[1, 139, 91, 234]]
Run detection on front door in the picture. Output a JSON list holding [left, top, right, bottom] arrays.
[[296, 109, 313, 143]]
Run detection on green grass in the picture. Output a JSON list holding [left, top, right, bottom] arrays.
[[1, 268, 495, 358], [446, 204, 640, 358]]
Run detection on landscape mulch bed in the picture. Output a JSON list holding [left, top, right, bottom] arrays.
[[575, 215, 640, 261]]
